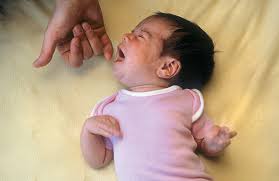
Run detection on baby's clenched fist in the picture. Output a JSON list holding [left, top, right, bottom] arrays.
[[84, 115, 122, 138], [201, 125, 237, 156]]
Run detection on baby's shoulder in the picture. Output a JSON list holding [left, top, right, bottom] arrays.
[[172, 88, 203, 101], [90, 92, 119, 116]]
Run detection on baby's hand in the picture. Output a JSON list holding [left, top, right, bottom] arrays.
[[84, 115, 122, 138], [201, 126, 237, 156]]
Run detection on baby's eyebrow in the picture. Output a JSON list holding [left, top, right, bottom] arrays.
[[141, 29, 152, 38], [132, 29, 152, 38]]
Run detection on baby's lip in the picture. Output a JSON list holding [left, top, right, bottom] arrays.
[[114, 45, 125, 63]]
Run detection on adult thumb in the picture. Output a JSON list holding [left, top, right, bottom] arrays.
[[33, 32, 57, 68]]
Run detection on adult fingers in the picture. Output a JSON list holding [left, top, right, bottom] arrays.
[[102, 33, 113, 60], [73, 24, 93, 60], [33, 30, 57, 68], [57, 41, 70, 56], [82, 22, 103, 55], [88, 25, 113, 60], [57, 41, 70, 63], [69, 37, 83, 67], [57, 38, 84, 67]]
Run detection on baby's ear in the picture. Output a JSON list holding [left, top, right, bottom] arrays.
[[156, 57, 181, 79]]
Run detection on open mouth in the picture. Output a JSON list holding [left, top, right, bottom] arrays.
[[119, 47, 125, 59], [115, 46, 125, 62]]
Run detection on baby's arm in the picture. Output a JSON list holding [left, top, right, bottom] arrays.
[[191, 113, 237, 157], [80, 115, 121, 169]]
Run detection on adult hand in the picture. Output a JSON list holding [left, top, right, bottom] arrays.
[[33, 0, 113, 68]]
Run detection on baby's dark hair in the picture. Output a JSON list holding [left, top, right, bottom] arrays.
[[152, 12, 215, 90]]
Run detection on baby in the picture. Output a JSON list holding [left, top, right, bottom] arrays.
[[80, 12, 237, 181]]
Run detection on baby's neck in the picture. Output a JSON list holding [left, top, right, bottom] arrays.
[[128, 84, 169, 92]]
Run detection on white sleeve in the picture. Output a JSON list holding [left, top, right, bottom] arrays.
[[89, 96, 111, 117], [191, 89, 204, 122]]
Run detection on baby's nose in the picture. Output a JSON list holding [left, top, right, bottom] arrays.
[[122, 33, 134, 42]]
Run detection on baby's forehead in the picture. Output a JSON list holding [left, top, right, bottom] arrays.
[[135, 16, 168, 29], [135, 16, 157, 28], [133, 16, 174, 39]]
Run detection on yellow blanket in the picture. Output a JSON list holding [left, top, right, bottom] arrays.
[[1, 0, 278, 180]]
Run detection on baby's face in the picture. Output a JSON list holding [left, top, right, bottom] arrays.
[[113, 17, 173, 88]]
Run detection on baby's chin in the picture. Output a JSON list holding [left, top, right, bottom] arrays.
[[112, 68, 126, 84], [112, 71, 135, 88]]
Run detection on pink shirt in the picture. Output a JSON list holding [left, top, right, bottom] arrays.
[[91, 85, 212, 181]]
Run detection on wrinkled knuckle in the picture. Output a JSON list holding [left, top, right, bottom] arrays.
[[217, 140, 223, 145], [70, 60, 82, 68], [86, 29, 95, 36], [103, 115, 110, 120], [111, 118, 119, 124], [96, 122, 105, 130], [83, 56, 90, 60]]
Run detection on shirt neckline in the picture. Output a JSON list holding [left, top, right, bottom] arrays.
[[120, 85, 182, 97]]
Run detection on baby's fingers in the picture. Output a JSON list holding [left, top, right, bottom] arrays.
[[73, 24, 93, 60], [218, 127, 237, 144], [223, 139, 231, 148], [218, 127, 230, 137], [104, 124, 122, 137], [94, 125, 114, 138], [99, 117, 122, 137], [229, 131, 237, 138], [93, 122, 117, 137]]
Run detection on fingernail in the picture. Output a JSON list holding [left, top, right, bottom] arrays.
[[32, 60, 40, 67], [82, 22, 91, 31]]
